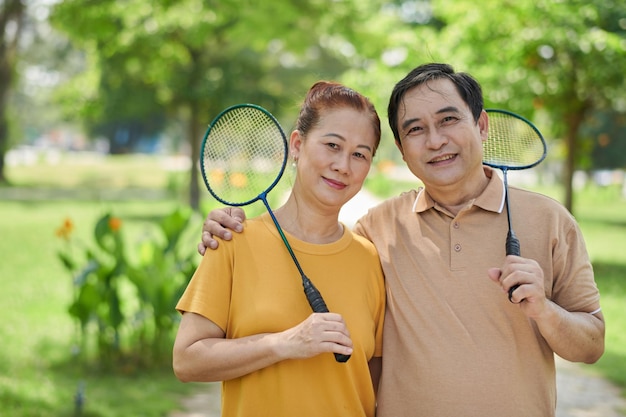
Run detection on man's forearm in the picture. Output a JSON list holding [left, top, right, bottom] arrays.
[[536, 302, 605, 364]]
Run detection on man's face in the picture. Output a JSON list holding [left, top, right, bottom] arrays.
[[395, 78, 488, 192]]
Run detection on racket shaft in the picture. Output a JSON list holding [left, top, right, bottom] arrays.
[[302, 277, 351, 363]]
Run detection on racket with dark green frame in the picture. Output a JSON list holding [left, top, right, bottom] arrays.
[[484, 109, 547, 303], [200, 103, 350, 363]]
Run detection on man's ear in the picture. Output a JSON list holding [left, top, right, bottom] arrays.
[[478, 110, 489, 142]]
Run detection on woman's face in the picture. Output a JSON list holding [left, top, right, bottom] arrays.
[[291, 107, 378, 211]]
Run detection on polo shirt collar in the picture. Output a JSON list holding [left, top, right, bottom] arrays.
[[412, 166, 506, 214]]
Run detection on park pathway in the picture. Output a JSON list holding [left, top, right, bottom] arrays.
[[169, 357, 626, 417], [169, 189, 626, 417]]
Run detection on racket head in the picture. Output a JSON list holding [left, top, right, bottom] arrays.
[[200, 104, 288, 206], [483, 109, 547, 170]]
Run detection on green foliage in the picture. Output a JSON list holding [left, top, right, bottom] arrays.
[[47, 0, 368, 133], [47, 0, 398, 207], [585, 110, 626, 169], [427, 0, 626, 211], [56, 207, 197, 369], [364, 168, 422, 199]]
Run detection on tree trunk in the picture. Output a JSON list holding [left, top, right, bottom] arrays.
[[563, 106, 587, 215], [0, 117, 7, 184], [563, 126, 575, 214], [188, 100, 201, 211], [0, 0, 25, 185]]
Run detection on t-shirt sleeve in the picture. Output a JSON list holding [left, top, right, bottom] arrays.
[[175, 239, 235, 331], [550, 216, 601, 313]]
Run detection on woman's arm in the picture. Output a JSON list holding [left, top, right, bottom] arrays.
[[173, 311, 353, 382]]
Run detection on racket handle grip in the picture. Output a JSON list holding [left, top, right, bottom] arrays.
[[303, 277, 330, 313], [302, 277, 351, 363], [506, 230, 521, 302], [506, 230, 521, 257]]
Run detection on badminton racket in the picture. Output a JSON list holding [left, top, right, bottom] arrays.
[[200, 103, 350, 363], [484, 109, 547, 303]]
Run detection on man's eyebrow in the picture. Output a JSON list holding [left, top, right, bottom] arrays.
[[436, 106, 461, 115]]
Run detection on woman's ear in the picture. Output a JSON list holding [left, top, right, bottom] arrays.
[[290, 130, 303, 160]]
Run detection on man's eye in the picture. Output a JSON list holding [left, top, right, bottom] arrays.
[[407, 126, 422, 134]]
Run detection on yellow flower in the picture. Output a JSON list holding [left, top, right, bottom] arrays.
[[209, 168, 225, 186], [377, 159, 395, 174], [55, 218, 74, 240], [230, 172, 248, 188], [108, 217, 122, 232]]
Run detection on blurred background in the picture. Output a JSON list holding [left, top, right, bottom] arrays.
[[1, 1, 625, 416]]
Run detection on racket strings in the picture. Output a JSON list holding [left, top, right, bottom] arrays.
[[202, 106, 287, 205], [484, 113, 546, 169]]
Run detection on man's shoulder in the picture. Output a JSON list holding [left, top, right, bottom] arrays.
[[355, 189, 420, 235], [509, 187, 570, 211], [370, 189, 421, 213]]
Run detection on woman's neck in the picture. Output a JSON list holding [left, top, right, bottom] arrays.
[[273, 195, 344, 244]]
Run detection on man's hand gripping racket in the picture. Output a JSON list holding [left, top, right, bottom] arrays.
[[484, 109, 547, 303], [200, 104, 351, 363]]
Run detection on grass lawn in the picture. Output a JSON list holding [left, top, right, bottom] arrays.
[[0, 197, 222, 416], [572, 185, 626, 394], [0, 153, 219, 417], [1, 153, 625, 415]]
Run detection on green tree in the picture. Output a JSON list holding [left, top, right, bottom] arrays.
[[431, 0, 626, 212], [49, 0, 374, 209], [585, 110, 626, 170]]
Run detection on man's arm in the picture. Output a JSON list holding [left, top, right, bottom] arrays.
[[488, 257, 605, 364], [533, 303, 604, 364], [198, 207, 247, 254]]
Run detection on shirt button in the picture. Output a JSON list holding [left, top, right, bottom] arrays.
[[454, 244, 461, 252], [453, 222, 460, 229]]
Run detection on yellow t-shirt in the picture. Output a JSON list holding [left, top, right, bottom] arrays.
[[177, 212, 385, 417]]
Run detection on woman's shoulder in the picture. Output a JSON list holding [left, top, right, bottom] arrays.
[[347, 228, 380, 256]]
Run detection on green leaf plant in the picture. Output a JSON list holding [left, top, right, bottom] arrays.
[[55, 207, 197, 371]]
